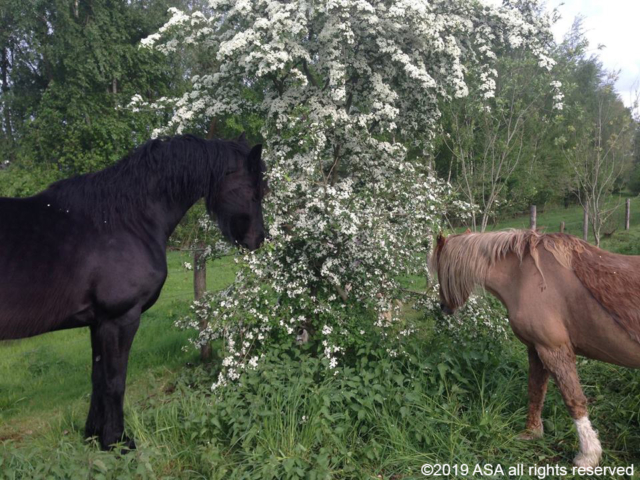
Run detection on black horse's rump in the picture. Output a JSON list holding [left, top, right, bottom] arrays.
[[0, 134, 267, 449]]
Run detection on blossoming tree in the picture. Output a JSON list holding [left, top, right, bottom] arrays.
[[139, 0, 556, 387]]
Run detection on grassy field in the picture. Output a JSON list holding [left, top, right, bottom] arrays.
[[484, 194, 640, 254], [0, 252, 236, 439], [2, 203, 640, 478]]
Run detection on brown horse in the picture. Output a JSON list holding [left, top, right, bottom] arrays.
[[430, 229, 640, 468]]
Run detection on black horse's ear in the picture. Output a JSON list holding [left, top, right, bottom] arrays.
[[237, 132, 247, 144], [247, 144, 262, 172], [437, 232, 446, 248]]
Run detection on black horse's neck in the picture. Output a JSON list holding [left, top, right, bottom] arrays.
[[43, 135, 247, 241]]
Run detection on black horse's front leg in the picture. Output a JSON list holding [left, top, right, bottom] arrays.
[[86, 309, 140, 451], [85, 326, 105, 440]]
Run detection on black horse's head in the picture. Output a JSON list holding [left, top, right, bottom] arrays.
[[210, 135, 268, 251]]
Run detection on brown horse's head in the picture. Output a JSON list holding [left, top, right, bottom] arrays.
[[430, 229, 473, 315], [431, 233, 454, 315]]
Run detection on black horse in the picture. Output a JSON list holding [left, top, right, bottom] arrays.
[[0, 134, 267, 450]]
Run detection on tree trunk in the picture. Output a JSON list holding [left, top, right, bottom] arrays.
[[626, 198, 630, 230], [593, 226, 600, 247], [194, 247, 211, 361], [1, 47, 14, 146], [529, 205, 536, 230], [207, 118, 218, 140], [480, 211, 490, 232], [470, 210, 477, 232]]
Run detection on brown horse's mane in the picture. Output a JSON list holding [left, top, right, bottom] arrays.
[[430, 229, 640, 343]]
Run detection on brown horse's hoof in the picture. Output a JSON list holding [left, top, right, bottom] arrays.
[[516, 428, 543, 441], [574, 450, 601, 468]]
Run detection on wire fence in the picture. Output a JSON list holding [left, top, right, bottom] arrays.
[[528, 198, 634, 242]]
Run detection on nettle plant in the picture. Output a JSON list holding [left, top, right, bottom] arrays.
[[419, 285, 510, 345], [140, 0, 556, 388]]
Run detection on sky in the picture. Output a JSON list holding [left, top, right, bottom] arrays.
[[484, 0, 640, 114], [549, 0, 639, 111]]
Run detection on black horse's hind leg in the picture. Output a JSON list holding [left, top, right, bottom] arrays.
[[85, 309, 140, 451]]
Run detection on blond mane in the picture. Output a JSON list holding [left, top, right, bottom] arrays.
[[429, 229, 586, 308]]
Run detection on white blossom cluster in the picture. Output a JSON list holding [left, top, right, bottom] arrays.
[[550, 80, 564, 110], [142, 0, 555, 388]]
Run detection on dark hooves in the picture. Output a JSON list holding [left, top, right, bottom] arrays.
[[120, 436, 137, 452], [92, 435, 137, 453]]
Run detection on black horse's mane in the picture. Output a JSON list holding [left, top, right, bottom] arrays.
[[43, 135, 248, 227]]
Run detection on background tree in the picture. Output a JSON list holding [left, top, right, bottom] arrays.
[[0, 0, 45, 164], [564, 74, 635, 246], [625, 90, 640, 194], [549, 20, 636, 246], [436, 47, 561, 231], [0, 0, 186, 196], [434, 16, 638, 231]]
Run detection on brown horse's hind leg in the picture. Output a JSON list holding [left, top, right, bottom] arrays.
[[518, 346, 549, 440], [536, 344, 602, 468]]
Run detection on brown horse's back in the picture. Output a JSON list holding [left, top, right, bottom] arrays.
[[570, 243, 640, 345]]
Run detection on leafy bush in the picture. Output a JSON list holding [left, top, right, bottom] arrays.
[[0, 161, 60, 198], [0, 439, 161, 480], [420, 286, 510, 345], [129, 333, 523, 479], [628, 166, 640, 196]]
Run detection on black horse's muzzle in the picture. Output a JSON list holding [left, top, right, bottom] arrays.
[[240, 232, 265, 251], [440, 302, 454, 315]]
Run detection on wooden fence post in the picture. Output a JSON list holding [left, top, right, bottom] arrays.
[[530, 205, 537, 230], [626, 198, 630, 230], [583, 206, 589, 241], [194, 247, 211, 361], [560, 221, 565, 233]]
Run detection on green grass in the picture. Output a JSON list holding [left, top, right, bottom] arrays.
[[3, 333, 640, 479], [0, 252, 236, 437], [4, 202, 640, 478]]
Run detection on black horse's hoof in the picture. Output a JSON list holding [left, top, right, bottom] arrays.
[[84, 434, 100, 448], [121, 436, 137, 453], [98, 434, 137, 453], [85, 423, 101, 440]]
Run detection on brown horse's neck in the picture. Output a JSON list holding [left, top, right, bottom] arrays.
[[482, 252, 522, 311]]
